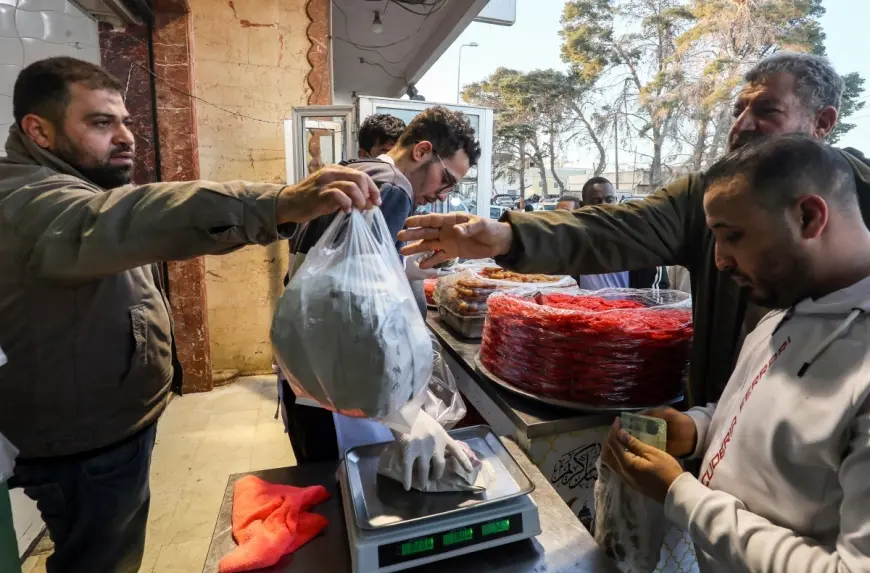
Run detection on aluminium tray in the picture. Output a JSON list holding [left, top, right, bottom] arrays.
[[438, 304, 486, 339], [475, 353, 683, 414]]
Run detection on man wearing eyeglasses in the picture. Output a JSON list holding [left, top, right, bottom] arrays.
[[280, 106, 482, 465]]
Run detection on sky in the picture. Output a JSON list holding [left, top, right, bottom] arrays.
[[416, 0, 870, 170]]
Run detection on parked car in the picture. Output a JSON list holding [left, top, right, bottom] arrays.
[[493, 194, 519, 207], [619, 195, 646, 203], [534, 200, 560, 211], [489, 205, 508, 219]]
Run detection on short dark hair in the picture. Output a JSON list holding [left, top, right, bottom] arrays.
[[13, 57, 122, 126], [557, 195, 582, 208], [358, 114, 406, 154], [396, 106, 481, 168], [704, 134, 856, 212], [581, 176, 613, 198]]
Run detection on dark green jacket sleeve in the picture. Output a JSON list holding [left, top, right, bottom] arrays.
[[496, 173, 702, 276]]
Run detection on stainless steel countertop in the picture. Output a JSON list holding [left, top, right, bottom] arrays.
[[426, 312, 613, 438], [202, 438, 617, 573]]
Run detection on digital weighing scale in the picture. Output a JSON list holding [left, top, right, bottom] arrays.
[[338, 426, 542, 573]]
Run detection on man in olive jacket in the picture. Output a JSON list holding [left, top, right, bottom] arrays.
[[400, 52, 870, 410], [0, 57, 379, 573]]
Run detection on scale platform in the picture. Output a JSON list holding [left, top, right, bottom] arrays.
[[338, 426, 542, 573]]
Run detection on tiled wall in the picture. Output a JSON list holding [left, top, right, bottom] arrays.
[[189, 0, 314, 374], [0, 0, 100, 154]]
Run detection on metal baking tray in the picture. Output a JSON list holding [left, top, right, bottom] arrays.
[[475, 353, 684, 413], [438, 304, 486, 339], [343, 425, 535, 531]]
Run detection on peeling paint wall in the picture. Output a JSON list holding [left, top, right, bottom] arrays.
[[188, 0, 312, 373]]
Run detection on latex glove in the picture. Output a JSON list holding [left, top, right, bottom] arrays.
[[392, 411, 473, 491], [404, 252, 452, 282]]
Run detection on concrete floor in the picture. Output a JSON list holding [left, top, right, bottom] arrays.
[[21, 376, 296, 573]]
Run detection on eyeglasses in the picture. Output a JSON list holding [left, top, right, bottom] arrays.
[[434, 151, 458, 194]]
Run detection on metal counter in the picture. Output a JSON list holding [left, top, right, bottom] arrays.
[[202, 438, 618, 573]]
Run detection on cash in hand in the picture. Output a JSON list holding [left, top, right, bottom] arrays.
[[620, 412, 667, 451]]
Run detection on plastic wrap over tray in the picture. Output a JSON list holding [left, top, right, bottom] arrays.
[[480, 287, 692, 407]]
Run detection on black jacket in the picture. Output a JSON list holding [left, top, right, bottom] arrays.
[[629, 267, 670, 289]]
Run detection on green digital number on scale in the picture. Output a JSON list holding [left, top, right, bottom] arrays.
[[443, 527, 474, 546], [400, 537, 434, 557], [482, 518, 511, 537]]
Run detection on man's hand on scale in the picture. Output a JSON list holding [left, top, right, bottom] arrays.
[[276, 165, 382, 225], [398, 214, 514, 269]]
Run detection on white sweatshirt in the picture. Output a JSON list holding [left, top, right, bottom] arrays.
[[665, 275, 870, 573]]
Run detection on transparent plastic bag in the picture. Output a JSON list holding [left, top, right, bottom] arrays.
[[480, 287, 692, 407], [594, 458, 666, 573], [270, 208, 433, 433], [422, 335, 467, 430], [434, 267, 575, 317]]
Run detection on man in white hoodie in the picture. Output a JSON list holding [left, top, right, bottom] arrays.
[[602, 134, 870, 572]]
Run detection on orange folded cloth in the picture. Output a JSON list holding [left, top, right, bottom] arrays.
[[219, 475, 330, 573]]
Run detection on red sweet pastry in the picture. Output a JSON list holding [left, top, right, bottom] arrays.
[[480, 290, 692, 407]]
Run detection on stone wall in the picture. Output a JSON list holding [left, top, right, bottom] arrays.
[[188, 0, 319, 374]]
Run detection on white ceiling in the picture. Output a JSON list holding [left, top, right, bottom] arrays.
[[331, 0, 487, 100]]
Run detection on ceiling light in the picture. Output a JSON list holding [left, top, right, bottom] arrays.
[[372, 11, 383, 34]]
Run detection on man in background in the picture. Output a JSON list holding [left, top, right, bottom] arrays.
[[556, 195, 582, 210], [281, 106, 481, 465], [1, 57, 379, 573], [573, 176, 669, 291], [581, 176, 618, 206], [358, 113, 406, 158]]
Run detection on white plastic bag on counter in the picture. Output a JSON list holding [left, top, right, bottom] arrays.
[[594, 457, 666, 573], [271, 208, 433, 433]]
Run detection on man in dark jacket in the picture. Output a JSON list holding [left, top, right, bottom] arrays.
[[0, 57, 380, 573], [280, 106, 481, 463], [399, 52, 870, 409]]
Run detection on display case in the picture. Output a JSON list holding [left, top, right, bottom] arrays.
[[285, 97, 495, 218]]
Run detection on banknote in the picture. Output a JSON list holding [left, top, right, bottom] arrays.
[[620, 412, 667, 452]]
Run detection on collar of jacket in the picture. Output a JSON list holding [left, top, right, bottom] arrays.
[[3, 124, 102, 188]]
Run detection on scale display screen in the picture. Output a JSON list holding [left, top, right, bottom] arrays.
[[378, 513, 523, 567]]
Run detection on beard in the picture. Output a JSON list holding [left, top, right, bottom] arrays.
[[728, 130, 766, 152], [54, 133, 134, 189], [408, 162, 437, 207], [734, 247, 812, 309], [728, 121, 817, 152]]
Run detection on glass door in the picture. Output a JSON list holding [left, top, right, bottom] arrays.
[[356, 97, 494, 218], [284, 106, 354, 184]]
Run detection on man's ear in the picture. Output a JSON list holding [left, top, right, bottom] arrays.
[[412, 141, 433, 162], [19, 115, 55, 150], [797, 195, 828, 240], [814, 106, 838, 140]]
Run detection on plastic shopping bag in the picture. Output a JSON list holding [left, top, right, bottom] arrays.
[[419, 336, 466, 430], [594, 458, 666, 573], [271, 208, 433, 433]]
